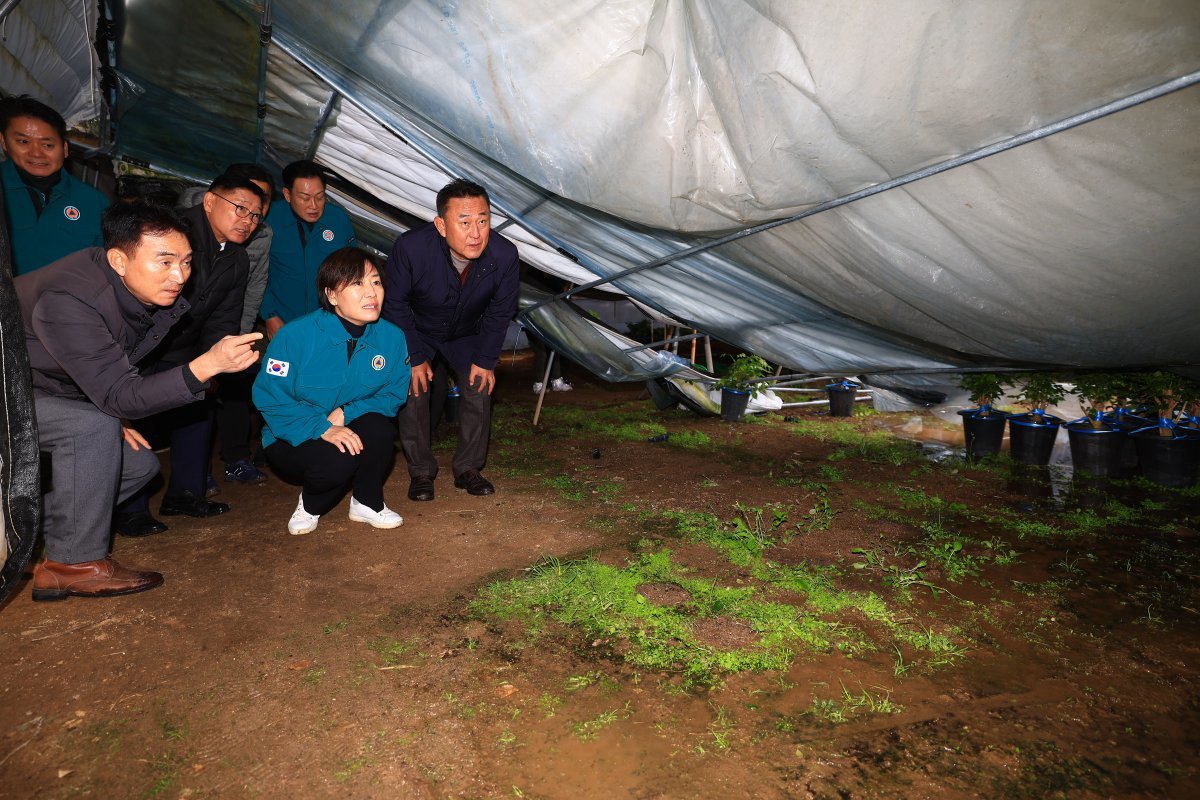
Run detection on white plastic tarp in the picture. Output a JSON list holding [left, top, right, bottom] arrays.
[[6, 0, 1199, 376]]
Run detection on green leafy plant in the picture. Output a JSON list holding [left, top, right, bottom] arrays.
[[1070, 371, 1127, 428], [958, 372, 1006, 416], [714, 353, 771, 398], [1128, 371, 1197, 435], [1011, 372, 1067, 421]]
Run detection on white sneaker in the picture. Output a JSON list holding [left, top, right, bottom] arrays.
[[551, 378, 574, 392], [532, 382, 545, 394], [288, 493, 320, 535], [348, 497, 404, 529]]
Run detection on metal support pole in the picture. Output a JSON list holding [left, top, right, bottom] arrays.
[[0, 0, 24, 25], [252, 0, 273, 163], [532, 351, 556, 426]]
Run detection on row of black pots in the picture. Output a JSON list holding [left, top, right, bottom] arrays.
[[958, 408, 1200, 488], [718, 382, 858, 422]]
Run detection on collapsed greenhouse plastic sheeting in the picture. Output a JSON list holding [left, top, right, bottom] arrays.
[[12, 0, 1200, 375], [0, 0, 102, 129], [519, 286, 707, 383], [263, 0, 1200, 374]]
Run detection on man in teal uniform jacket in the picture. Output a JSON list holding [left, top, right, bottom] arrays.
[[260, 160, 355, 338], [0, 95, 108, 275]]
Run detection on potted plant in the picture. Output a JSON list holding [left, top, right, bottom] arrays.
[[713, 353, 770, 421], [957, 372, 1008, 460], [1007, 372, 1067, 466], [824, 376, 860, 417], [1065, 371, 1126, 476], [1127, 371, 1200, 488]]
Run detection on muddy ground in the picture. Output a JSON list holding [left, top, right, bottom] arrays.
[[1, 353, 1198, 799]]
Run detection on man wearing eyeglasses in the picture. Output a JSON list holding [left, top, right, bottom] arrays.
[[112, 173, 266, 535]]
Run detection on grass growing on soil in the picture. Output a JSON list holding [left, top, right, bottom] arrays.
[[472, 505, 970, 687]]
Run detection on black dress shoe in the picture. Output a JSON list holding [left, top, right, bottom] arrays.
[[408, 475, 435, 502], [159, 490, 230, 517], [453, 470, 495, 496], [113, 510, 169, 537]]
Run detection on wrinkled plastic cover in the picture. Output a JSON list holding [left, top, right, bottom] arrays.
[[52, 1, 1200, 374], [271, 0, 1200, 373], [0, 0, 102, 129]]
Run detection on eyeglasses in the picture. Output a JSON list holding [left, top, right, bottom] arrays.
[[211, 193, 263, 224]]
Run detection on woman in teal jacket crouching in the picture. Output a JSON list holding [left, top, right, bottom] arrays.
[[254, 248, 411, 534]]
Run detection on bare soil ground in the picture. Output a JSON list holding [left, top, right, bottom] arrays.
[[2, 353, 1198, 799]]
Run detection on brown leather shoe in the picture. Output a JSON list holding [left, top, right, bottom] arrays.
[[32, 557, 164, 602]]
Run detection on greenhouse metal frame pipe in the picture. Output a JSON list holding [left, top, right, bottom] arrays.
[[252, 0, 273, 163], [0, 0, 23, 25], [305, 89, 341, 161], [528, 70, 1200, 314]]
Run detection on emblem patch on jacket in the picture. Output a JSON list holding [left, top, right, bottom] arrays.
[[371, 355, 386, 371], [64, 206, 80, 220], [266, 358, 290, 377], [322, 229, 334, 241]]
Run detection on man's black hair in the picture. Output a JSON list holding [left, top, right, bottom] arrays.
[[207, 174, 268, 206], [0, 94, 68, 141], [317, 247, 382, 313], [436, 179, 490, 219], [222, 162, 275, 200], [281, 159, 326, 191], [102, 202, 189, 254]]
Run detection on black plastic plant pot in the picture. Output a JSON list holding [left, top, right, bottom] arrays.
[[1103, 411, 1155, 472], [957, 408, 1006, 460], [1007, 413, 1063, 466], [825, 382, 858, 417], [1066, 423, 1124, 477], [1132, 428, 1200, 488], [720, 387, 751, 421]]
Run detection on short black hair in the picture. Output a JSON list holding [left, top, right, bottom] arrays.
[[436, 178, 489, 218], [0, 94, 68, 141], [207, 174, 267, 206], [281, 159, 326, 191], [222, 162, 274, 199], [317, 247, 383, 313], [102, 202, 189, 254]]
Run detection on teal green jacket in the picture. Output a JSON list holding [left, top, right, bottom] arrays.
[[259, 200, 355, 323], [1, 159, 108, 275], [254, 309, 410, 448]]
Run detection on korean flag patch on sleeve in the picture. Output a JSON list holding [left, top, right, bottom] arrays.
[[266, 358, 290, 377]]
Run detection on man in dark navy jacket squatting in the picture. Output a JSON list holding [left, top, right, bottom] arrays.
[[382, 179, 519, 501]]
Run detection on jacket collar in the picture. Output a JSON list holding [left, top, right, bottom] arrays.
[[182, 202, 238, 267], [313, 309, 382, 349]]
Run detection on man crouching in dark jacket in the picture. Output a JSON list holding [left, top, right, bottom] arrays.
[[112, 173, 266, 535], [16, 202, 261, 600]]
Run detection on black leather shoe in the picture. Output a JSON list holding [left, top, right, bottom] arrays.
[[453, 470, 495, 496], [159, 490, 230, 517], [408, 475, 435, 502], [113, 510, 169, 537]]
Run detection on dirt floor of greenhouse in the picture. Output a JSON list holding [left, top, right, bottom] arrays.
[[2, 352, 1198, 799]]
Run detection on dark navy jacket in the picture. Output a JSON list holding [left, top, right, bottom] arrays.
[[382, 223, 519, 373]]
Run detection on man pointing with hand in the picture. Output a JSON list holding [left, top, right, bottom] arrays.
[[16, 203, 262, 601]]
